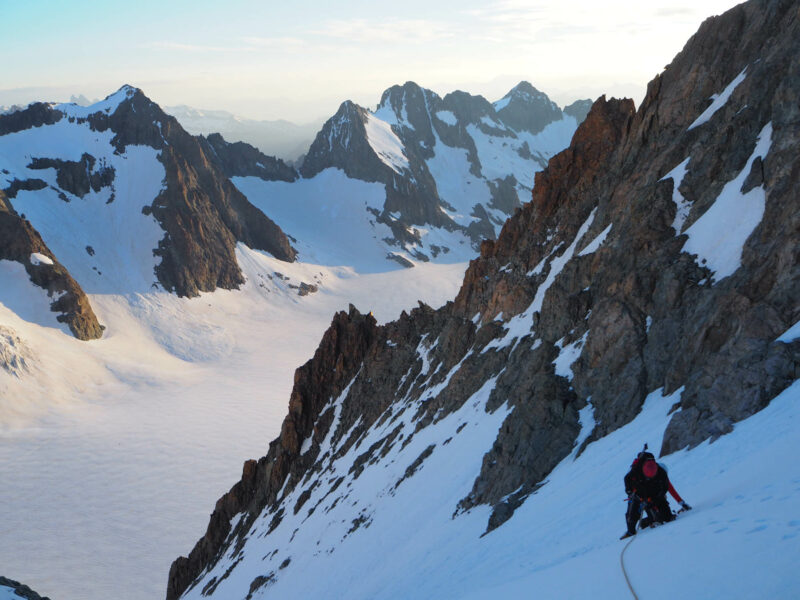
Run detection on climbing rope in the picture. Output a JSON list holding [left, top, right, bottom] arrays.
[[620, 533, 640, 600]]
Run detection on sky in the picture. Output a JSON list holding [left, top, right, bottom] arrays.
[[1, 0, 742, 123]]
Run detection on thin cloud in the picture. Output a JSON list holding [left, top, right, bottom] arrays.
[[143, 37, 308, 54], [142, 41, 244, 53], [313, 18, 457, 44], [242, 36, 307, 49], [464, 0, 549, 22], [461, 1, 601, 44], [655, 6, 698, 18]]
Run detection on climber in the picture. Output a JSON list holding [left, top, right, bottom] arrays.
[[620, 445, 691, 539]]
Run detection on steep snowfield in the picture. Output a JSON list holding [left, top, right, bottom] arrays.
[[425, 132, 494, 228], [683, 122, 772, 281], [0, 246, 468, 600], [231, 170, 477, 269], [181, 381, 800, 600], [364, 112, 409, 174], [468, 114, 579, 191], [0, 105, 166, 295]]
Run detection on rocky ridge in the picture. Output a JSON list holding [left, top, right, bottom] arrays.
[[201, 133, 298, 183], [83, 86, 297, 294], [0, 576, 51, 600], [164, 105, 322, 162], [297, 81, 590, 261], [0, 86, 299, 337], [168, 1, 799, 597], [0, 191, 102, 340]]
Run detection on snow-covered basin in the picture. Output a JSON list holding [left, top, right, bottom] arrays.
[[0, 248, 467, 600]]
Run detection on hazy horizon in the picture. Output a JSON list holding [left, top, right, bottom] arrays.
[[2, 1, 740, 123]]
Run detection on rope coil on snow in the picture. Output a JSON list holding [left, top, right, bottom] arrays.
[[620, 534, 640, 600]]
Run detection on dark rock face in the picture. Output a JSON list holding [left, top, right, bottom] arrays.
[[300, 101, 386, 182], [0, 85, 298, 303], [298, 81, 581, 258], [0, 193, 102, 340], [563, 99, 594, 123], [2, 178, 48, 200], [169, 2, 798, 596], [0, 103, 62, 136], [0, 576, 52, 600], [201, 133, 298, 182], [28, 153, 115, 198], [494, 81, 563, 134], [167, 305, 378, 600]]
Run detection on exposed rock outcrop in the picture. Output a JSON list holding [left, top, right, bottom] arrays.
[[27, 153, 115, 199], [167, 305, 378, 600], [201, 133, 298, 182], [0, 192, 103, 340], [0, 103, 62, 136], [297, 81, 586, 260], [0, 86, 298, 303], [0, 576, 51, 600]]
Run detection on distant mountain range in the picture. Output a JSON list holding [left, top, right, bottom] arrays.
[[0, 79, 589, 340], [234, 81, 592, 268], [164, 105, 324, 163]]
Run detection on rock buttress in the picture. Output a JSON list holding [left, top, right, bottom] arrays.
[[167, 305, 378, 600], [0, 194, 102, 340]]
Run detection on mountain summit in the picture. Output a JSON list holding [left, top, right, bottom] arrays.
[[250, 80, 589, 266], [167, 1, 799, 598], [493, 81, 563, 134], [0, 85, 298, 337]]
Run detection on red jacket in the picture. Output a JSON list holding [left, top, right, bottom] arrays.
[[625, 458, 684, 503]]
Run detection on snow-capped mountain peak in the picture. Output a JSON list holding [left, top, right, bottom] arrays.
[[279, 80, 590, 268], [494, 80, 563, 134], [0, 86, 298, 338]]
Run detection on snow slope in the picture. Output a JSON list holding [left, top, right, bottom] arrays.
[[0, 101, 166, 296], [364, 112, 409, 174], [459, 382, 800, 600], [0, 246, 468, 600], [294, 82, 584, 264], [180, 380, 800, 600], [232, 170, 476, 270], [683, 122, 772, 281]]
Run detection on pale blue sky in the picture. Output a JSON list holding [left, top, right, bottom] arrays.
[[2, 0, 740, 122]]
